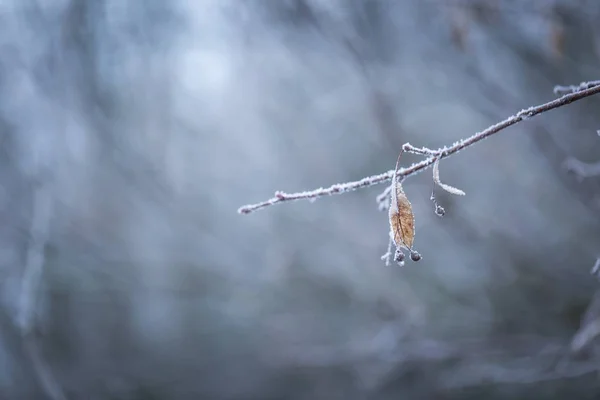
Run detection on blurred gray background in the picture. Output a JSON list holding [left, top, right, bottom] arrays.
[[1, 0, 600, 399]]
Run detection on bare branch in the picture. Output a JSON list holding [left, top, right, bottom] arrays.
[[238, 81, 600, 214]]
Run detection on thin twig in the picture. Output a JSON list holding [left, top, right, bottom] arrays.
[[401, 143, 438, 156], [554, 80, 600, 95], [381, 234, 393, 266], [376, 185, 392, 211], [238, 81, 600, 214]]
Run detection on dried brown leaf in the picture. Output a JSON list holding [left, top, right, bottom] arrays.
[[389, 183, 415, 249], [389, 153, 415, 250]]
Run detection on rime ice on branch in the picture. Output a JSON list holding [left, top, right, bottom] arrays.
[[238, 81, 600, 215]]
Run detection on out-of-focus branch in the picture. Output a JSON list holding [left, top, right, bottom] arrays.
[[564, 158, 600, 180], [238, 81, 600, 214], [570, 260, 600, 353], [17, 184, 66, 400], [18, 185, 52, 334], [269, 329, 600, 391]]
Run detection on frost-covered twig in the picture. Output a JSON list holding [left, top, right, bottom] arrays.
[[376, 185, 392, 211], [238, 81, 600, 214], [553, 80, 600, 95], [401, 143, 438, 156], [380, 235, 393, 266]]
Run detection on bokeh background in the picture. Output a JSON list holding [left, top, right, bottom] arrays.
[[1, 0, 600, 399]]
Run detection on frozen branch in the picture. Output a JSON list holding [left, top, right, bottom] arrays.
[[553, 80, 600, 95], [238, 81, 600, 214], [376, 184, 392, 211], [401, 143, 438, 156]]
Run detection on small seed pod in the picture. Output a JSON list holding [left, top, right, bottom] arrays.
[[410, 250, 422, 262], [435, 205, 445, 217], [394, 248, 405, 265]]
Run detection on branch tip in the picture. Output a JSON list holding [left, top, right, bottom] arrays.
[[238, 80, 600, 214]]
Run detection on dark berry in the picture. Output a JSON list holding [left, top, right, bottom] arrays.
[[435, 205, 445, 217], [410, 251, 421, 262]]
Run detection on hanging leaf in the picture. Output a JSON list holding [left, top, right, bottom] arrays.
[[389, 181, 415, 249], [433, 157, 466, 196], [388, 152, 415, 250]]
